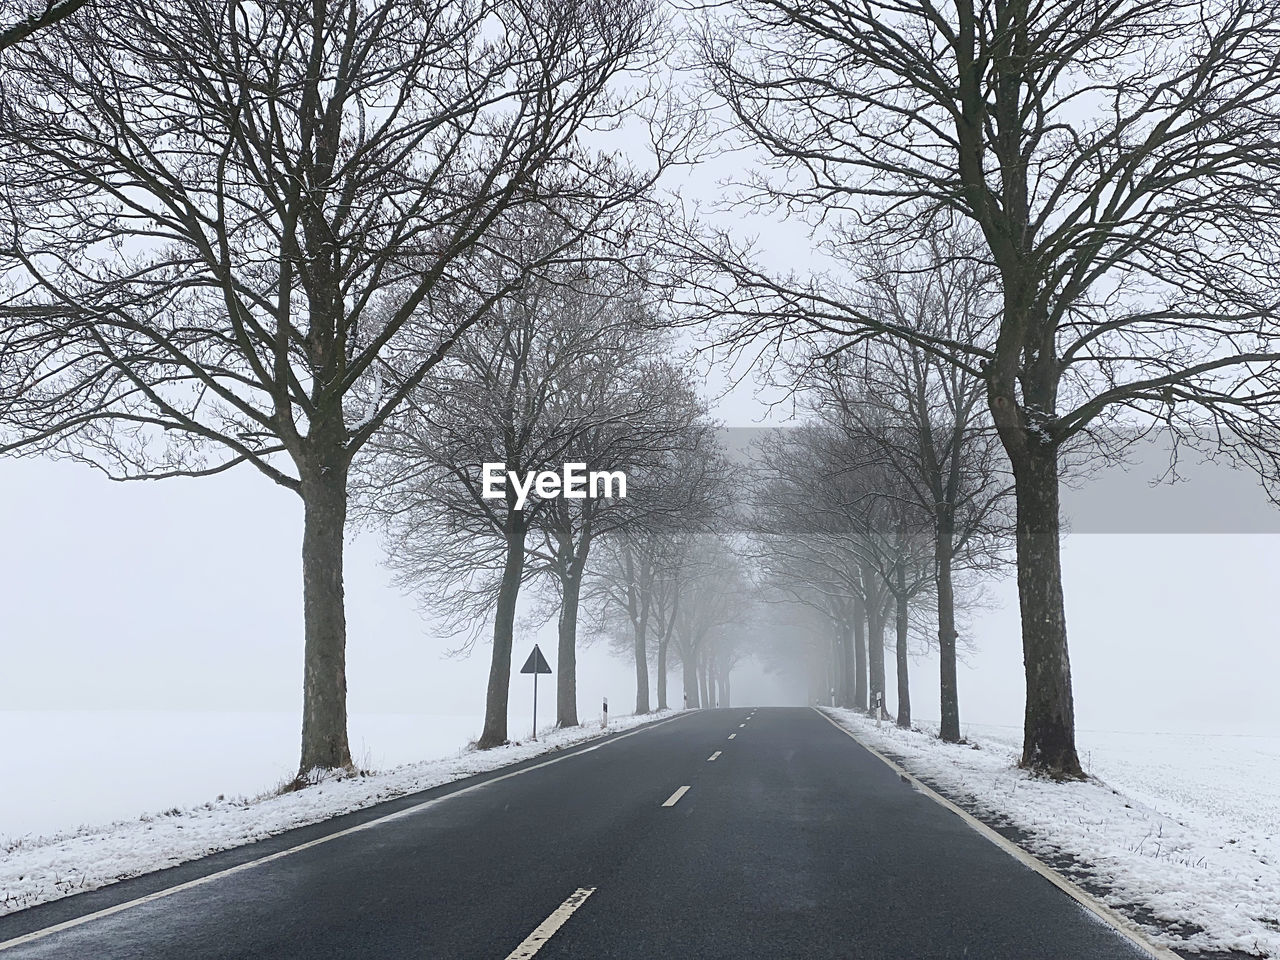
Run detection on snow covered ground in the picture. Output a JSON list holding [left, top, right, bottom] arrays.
[[825, 709, 1280, 958], [1, 710, 491, 840], [0, 711, 665, 917]]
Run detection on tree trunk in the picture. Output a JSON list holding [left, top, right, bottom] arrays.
[[1012, 443, 1084, 778], [867, 593, 886, 717], [478, 520, 526, 749], [682, 650, 699, 707], [625, 543, 651, 714], [935, 519, 961, 742], [987, 279, 1084, 779], [830, 633, 843, 707], [556, 553, 586, 728], [633, 604, 650, 715], [895, 567, 910, 729], [852, 591, 867, 711], [657, 631, 669, 709], [700, 653, 712, 708], [297, 460, 353, 777], [719, 669, 730, 708], [837, 618, 855, 708]]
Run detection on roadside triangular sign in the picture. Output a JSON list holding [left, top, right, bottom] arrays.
[[520, 644, 552, 675]]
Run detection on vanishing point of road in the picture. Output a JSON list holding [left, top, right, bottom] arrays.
[[0, 708, 1156, 959]]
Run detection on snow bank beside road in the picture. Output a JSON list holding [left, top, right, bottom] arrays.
[[0, 712, 666, 917], [823, 708, 1280, 958]]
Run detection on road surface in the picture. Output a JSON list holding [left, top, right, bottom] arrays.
[[0, 707, 1156, 959]]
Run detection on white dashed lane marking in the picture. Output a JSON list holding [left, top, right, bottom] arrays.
[[662, 786, 691, 807], [503, 887, 596, 959]]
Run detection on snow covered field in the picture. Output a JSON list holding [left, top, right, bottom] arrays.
[[826, 709, 1280, 958], [1, 710, 489, 840], [0, 711, 664, 917]]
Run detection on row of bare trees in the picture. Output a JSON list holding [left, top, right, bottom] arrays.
[[0, 0, 673, 779], [0, 0, 746, 771], [589, 527, 754, 712], [675, 0, 1280, 778], [740, 239, 1010, 736], [356, 220, 725, 747]]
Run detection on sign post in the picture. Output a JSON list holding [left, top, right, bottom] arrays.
[[519, 644, 553, 740]]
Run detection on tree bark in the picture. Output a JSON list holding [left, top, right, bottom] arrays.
[[867, 593, 886, 717], [297, 460, 353, 777], [935, 518, 961, 742], [1011, 442, 1084, 778], [682, 650, 700, 707], [828, 633, 841, 707], [852, 591, 867, 711], [837, 617, 855, 708], [556, 552, 586, 728], [624, 542, 651, 714], [633, 606, 650, 714], [895, 565, 911, 729], [478, 519, 527, 749], [657, 631, 669, 709]]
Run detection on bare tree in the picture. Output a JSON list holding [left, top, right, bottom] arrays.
[[357, 223, 653, 747], [647, 537, 687, 709], [530, 361, 715, 728], [886, 515, 934, 728], [585, 421, 730, 714], [795, 241, 1013, 738], [690, 0, 1280, 776], [588, 530, 661, 712], [589, 528, 696, 710], [615, 531, 660, 714], [749, 423, 902, 714], [0, 0, 662, 778], [588, 482, 718, 713], [667, 535, 748, 708]]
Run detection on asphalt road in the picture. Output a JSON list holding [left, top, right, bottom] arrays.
[[0, 707, 1156, 959]]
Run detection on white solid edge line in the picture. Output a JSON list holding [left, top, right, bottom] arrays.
[[813, 708, 1184, 960], [0, 715, 688, 953], [662, 785, 691, 807], [707, 751, 721, 761], [503, 887, 596, 960]]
